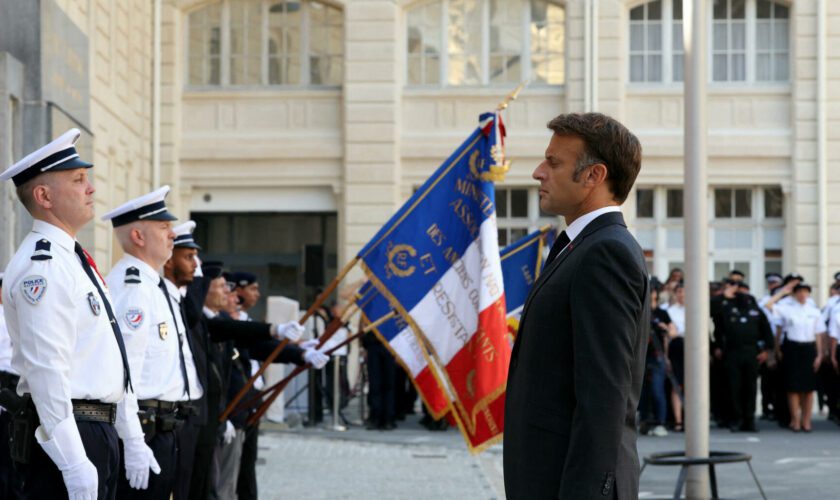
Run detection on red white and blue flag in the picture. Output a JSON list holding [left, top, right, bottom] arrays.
[[358, 112, 511, 452], [499, 227, 554, 345]]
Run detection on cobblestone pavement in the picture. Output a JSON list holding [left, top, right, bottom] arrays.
[[256, 413, 840, 499]]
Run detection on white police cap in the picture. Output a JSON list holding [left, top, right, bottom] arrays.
[[0, 128, 93, 186], [173, 220, 202, 250], [101, 185, 178, 227]]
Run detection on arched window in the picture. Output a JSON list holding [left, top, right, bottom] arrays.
[[187, 0, 343, 87], [628, 0, 789, 84], [406, 0, 565, 87]]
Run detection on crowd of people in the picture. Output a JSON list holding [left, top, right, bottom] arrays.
[[0, 129, 333, 499], [638, 266, 840, 436]]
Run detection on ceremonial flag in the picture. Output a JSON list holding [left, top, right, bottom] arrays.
[[358, 112, 510, 452], [356, 283, 451, 418], [500, 227, 554, 344]]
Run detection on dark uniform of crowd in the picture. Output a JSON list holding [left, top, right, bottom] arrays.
[[639, 266, 840, 436]]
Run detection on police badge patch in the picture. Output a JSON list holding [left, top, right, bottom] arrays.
[[158, 322, 169, 340], [125, 308, 144, 330], [87, 292, 101, 316], [21, 276, 47, 304]]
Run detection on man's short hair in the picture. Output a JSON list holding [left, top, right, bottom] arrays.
[[546, 112, 642, 203], [15, 178, 39, 212]]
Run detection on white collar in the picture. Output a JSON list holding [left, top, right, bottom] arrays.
[[163, 277, 181, 302], [32, 219, 77, 252], [203, 306, 218, 318], [564, 206, 622, 242], [120, 253, 162, 283]]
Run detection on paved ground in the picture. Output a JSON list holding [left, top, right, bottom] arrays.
[[256, 414, 840, 499]]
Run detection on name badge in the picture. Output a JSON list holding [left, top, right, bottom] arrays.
[[158, 322, 169, 340], [87, 292, 101, 316]]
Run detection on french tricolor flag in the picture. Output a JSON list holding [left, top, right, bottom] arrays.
[[358, 112, 511, 451]]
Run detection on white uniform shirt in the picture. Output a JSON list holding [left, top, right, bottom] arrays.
[[822, 295, 840, 326], [2, 220, 141, 438], [106, 255, 203, 401], [664, 303, 686, 336], [828, 303, 840, 341], [0, 306, 17, 375], [774, 300, 826, 343]]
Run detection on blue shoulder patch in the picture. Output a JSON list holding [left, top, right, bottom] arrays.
[[124, 266, 141, 284], [30, 239, 52, 261]]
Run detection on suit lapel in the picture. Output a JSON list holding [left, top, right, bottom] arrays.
[[514, 212, 628, 350]]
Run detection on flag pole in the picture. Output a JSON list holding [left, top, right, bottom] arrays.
[[246, 310, 397, 426], [220, 256, 361, 422], [683, 0, 710, 497], [497, 81, 528, 111]]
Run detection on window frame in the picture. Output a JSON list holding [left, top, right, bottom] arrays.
[[184, 0, 344, 89], [404, 0, 567, 88], [626, 0, 791, 87], [495, 186, 557, 247]]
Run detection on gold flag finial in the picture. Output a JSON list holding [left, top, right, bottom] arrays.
[[496, 81, 529, 111]]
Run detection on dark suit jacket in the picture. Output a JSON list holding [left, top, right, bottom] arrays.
[[504, 211, 650, 500]]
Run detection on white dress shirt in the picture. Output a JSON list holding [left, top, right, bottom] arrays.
[[774, 300, 826, 343], [2, 220, 142, 439], [665, 303, 686, 336], [106, 255, 203, 401], [564, 205, 622, 243], [828, 303, 840, 341]]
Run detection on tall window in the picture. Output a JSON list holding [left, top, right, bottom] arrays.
[[633, 186, 784, 291], [495, 187, 556, 247], [628, 0, 788, 84], [406, 0, 565, 87], [187, 0, 344, 87], [713, 0, 789, 82]]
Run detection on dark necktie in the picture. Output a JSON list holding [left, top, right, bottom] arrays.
[[74, 242, 132, 391], [544, 230, 571, 266], [158, 278, 191, 400]]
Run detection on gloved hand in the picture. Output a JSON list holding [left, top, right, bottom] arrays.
[[223, 420, 236, 445], [36, 417, 98, 500], [299, 339, 319, 350], [304, 348, 330, 369], [272, 321, 304, 342], [123, 436, 161, 490]]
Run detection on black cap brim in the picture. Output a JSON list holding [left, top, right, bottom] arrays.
[[141, 209, 178, 223], [175, 241, 202, 251]]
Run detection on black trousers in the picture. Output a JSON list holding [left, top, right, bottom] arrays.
[[366, 343, 396, 426], [725, 349, 759, 425], [189, 412, 221, 500], [0, 410, 24, 499], [117, 427, 179, 500], [236, 423, 259, 500], [20, 420, 120, 499], [174, 417, 201, 500]]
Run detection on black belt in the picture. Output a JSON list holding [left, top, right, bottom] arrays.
[[138, 399, 196, 417], [71, 399, 116, 424], [0, 371, 19, 391]]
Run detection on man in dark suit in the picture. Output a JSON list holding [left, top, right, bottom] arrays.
[[504, 113, 649, 499]]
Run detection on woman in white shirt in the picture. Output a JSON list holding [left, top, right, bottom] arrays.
[[766, 282, 826, 432], [663, 283, 686, 431]]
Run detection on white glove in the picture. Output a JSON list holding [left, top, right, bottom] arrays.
[[36, 417, 98, 500], [299, 339, 319, 350], [223, 421, 236, 445], [304, 348, 330, 369], [273, 321, 304, 342], [123, 436, 161, 490]]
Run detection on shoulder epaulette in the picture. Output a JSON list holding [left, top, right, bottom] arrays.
[[30, 239, 52, 261], [124, 267, 141, 284]]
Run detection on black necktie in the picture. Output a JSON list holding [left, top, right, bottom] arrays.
[[74, 242, 132, 391], [158, 278, 191, 400], [545, 230, 571, 266]]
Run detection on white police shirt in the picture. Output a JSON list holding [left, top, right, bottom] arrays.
[[2, 220, 142, 439], [163, 277, 203, 399], [106, 256, 202, 401], [822, 295, 840, 326], [828, 303, 840, 341], [774, 300, 826, 343], [0, 306, 16, 375]]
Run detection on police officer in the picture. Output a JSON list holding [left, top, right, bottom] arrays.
[[0, 129, 158, 499], [102, 186, 197, 499], [713, 281, 775, 432]]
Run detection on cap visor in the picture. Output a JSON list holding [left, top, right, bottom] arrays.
[[52, 157, 94, 171], [142, 210, 178, 222]]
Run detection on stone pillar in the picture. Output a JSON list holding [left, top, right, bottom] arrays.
[[341, 0, 401, 277]]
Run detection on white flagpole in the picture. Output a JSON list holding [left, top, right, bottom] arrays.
[[683, 0, 710, 497]]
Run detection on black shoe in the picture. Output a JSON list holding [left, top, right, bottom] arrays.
[[383, 422, 397, 431], [365, 420, 378, 430], [740, 422, 757, 432]]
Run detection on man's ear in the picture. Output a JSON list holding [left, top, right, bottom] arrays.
[[32, 184, 53, 209], [131, 227, 146, 247], [587, 163, 608, 186]]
